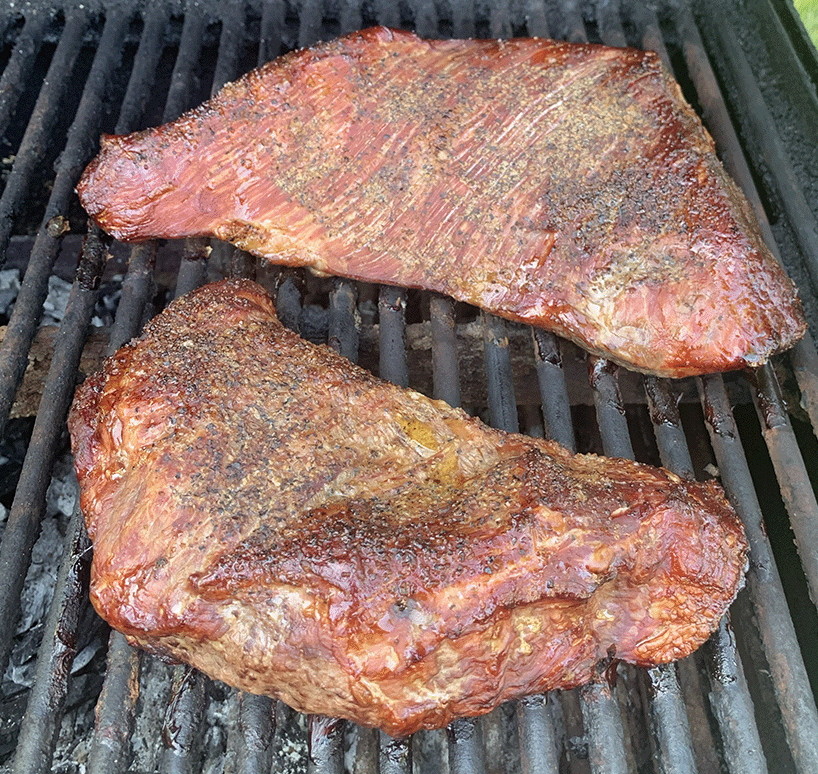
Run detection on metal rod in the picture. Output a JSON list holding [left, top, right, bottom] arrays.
[[523, 0, 550, 38], [163, 5, 209, 124], [0, 6, 129, 440], [298, 0, 323, 50], [211, 0, 246, 94], [328, 279, 360, 362], [9, 493, 93, 774], [160, 667, 207, 774], [594, 0, 626, 46], [448, 717, 487, 774], [488, 0, 512, 40], [0, 10, 49, 140], [587, 357, 633, 460], [410, 0, 438, 39], [482, 312, 519, 433], [645, 664, 699, 774], [746, 362, 818, 605], [673, 5, 818, 438], [88, 8, 221, 770], [379, 731, 412, 774], [174, 237, 209, 298], [236, 693, 276, 774], [580, 681, 629, 774], [449, 0, 476, 39], [7, 232, 108, 774], [0, 8, 88, 259], [704, 14, 818, 290], [0, 227, 105, 680], [257, 0, 285, 66], [84, 242, 157, 774], [275, 273, 303, 333], [339, 0, 363, 37], [307, 715, 345, 774], [517, 695, 561, 774], [0, 5, 131, 671], [701, 617, 769, 774], [114, 0, 171, 134], [698, 373, 818, 774], [379, 285, 409, 387], [430, 294, 461, 407], [87, 632, 142, 774]]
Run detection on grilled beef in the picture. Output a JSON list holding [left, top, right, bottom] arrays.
[[77, 27, 804, 378], [68, 279, 747, 736]]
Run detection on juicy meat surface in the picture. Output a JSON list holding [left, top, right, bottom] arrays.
[[68, 279, 747, 736], [77, 27, 804, 378]]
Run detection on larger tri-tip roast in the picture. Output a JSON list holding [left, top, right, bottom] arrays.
[[68, 279, 747, 736], [77, 27, 805, 377]]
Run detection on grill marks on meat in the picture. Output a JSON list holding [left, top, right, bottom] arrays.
[[76, 27, 805, 378], [68, 279, 748, 736]]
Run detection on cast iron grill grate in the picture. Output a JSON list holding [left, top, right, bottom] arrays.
[[0, 1, 816, 772]]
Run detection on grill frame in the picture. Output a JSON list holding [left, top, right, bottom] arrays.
[[0, 1, 816, 772]]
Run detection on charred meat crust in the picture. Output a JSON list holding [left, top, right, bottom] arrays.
[[68, 279, 748, 736]]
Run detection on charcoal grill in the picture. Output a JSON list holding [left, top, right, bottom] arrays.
[[0, 0, 817, 772]]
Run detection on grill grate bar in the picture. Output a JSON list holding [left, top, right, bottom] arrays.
[[747, 363, 818, 602], [83, 241, 156, 774], [579, 681, 630, 774], [560, 0, 588, 44], [673, 6, 818, 437], [0, 8, 88, 260], [0, 5, 131, 683], [0, 10, 49, 142], [379, 285, 410, 387], [257, 0, 285, 66], [85, 7, 227, 770], [10, 498, 93, 774], [160, 667, 207, 774], [698, 373, 818, 774], [235, 692, 276, 774], [447, 716, 487, 774], [517, 695, 561, 774], [307, 714, 345, 774], [430, 294, 461, 407], [482, 312, 520, 433], [86, 632, 142, 774], [701, 10, 818, 291], [7, 231, 107, 774], [595, 0, 627, 47], [701, 617, 769, 774], [642, 374, 768, 774], [114, 1, 171, 136], [379, 730, 412, 773]]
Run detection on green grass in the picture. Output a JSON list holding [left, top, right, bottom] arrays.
[[795, 0, 818, 47]]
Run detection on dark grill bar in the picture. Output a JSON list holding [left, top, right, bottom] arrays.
[[0, 1, 816, 773]]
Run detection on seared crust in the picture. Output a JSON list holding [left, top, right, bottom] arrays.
[[68, 279, 748, 736], [77, 27, 805, 377]]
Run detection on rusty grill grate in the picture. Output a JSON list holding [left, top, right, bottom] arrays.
[[0, 0, 817, 772]]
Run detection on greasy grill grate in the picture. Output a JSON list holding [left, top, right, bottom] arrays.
[[0, 0, 817, 772]]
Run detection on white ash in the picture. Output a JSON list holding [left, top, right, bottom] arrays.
[[0, 271, 20, 319]]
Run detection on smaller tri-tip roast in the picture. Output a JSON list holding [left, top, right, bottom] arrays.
[[68, 279, 747, 736], [77, 27, 805, 377]]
